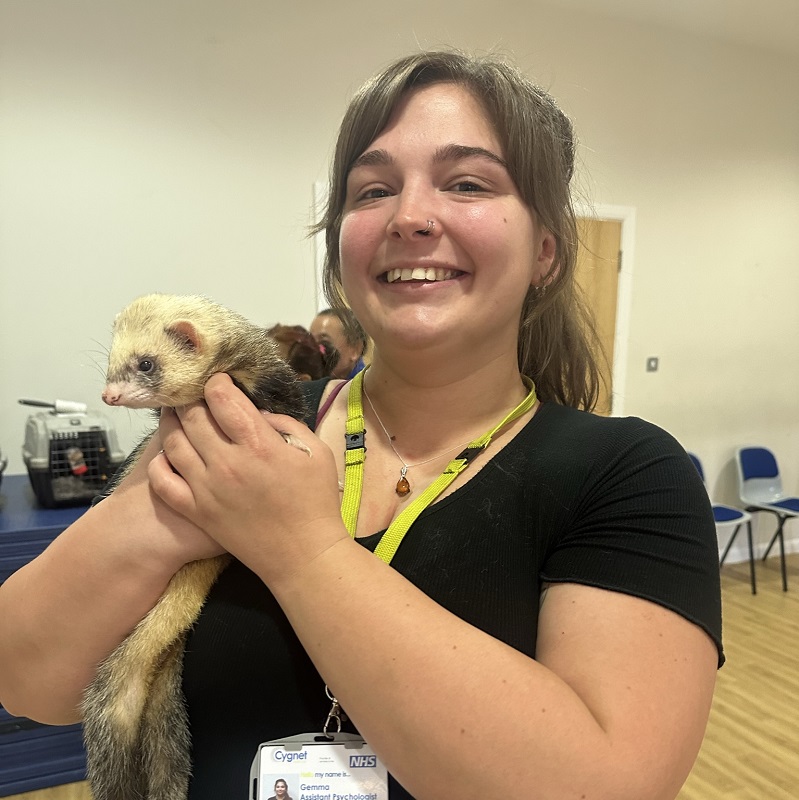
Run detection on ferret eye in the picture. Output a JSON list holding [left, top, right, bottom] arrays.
[[138, 359, 155, 373]]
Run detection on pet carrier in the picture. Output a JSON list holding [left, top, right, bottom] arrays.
[[20, 399, 127, 507]]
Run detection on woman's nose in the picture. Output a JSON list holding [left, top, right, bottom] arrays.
[[385, 189, 439, 240]]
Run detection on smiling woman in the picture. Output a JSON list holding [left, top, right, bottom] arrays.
[[0, 49, 722, 800], [318, 53, 595, 409], [339, 83, 546, 367], [267, 778, 293, 800]]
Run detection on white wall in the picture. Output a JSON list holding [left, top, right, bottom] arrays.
[[2, 0, 797, 558]]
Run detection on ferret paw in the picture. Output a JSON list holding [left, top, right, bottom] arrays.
[[281, 432, 312, 457]]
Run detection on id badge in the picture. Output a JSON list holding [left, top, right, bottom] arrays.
[[250, 732, 388, 800]]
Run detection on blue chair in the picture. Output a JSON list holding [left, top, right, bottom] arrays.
[[736, 446, 799, 592], [688, 453, 756, 594]]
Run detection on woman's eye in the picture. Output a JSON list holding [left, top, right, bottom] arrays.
[[452, 181, 484, 193], [357, 187, 391, 201]]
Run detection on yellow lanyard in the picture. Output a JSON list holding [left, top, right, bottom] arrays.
[[340, 369, 538, 564]]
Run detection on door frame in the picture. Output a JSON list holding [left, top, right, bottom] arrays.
[[574, 203, 636, 417]]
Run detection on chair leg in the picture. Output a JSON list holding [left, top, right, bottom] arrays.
[[760, 514, 788, 591], [750, 508, 788, 591], [719, 524, 740, 566], [777, 520, 787, 592], [745, 520, 756, 595], [718, 523, 757, 594], [762, 522, 782, 561]]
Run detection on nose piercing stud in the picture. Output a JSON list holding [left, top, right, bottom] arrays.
[[420, 220, 435, 236]]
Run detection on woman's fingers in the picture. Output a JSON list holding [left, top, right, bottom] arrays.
[[201, 373, 299, 451], [153, 404, 219, 520], [147, 448, 198, 519]]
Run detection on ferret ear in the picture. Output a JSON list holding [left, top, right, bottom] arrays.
[[167, 320, 204, 352]]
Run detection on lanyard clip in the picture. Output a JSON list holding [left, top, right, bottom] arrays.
[[455, 444, 484, 464], [322, 685, 347, 739], [345, 431, 366, 451], [323, 701, 343, 736]]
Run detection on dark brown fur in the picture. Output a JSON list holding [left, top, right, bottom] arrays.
[[84, 294, 307, 800]]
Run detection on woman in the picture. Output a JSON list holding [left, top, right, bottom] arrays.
[[310, 306, 369, 379], [0, 51, 722, 800], [268, 778, 292, 800]]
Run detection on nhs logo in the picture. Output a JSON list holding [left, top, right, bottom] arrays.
[[349, 754, 377, 768]]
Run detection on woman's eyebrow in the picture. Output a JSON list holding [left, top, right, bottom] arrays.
[[350, 148, 392, 170], [349, 144, 506, 172], [433, 143, 507, 168]]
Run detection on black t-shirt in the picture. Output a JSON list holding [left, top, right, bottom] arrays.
[[179, 381, 723, 799]]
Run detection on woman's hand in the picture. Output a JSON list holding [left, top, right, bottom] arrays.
[[110, 430, 227, 569], [148, 373, 348, 586]]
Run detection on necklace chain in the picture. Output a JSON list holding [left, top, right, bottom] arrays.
[[343, 370, 538, 541], [362, 383, 482, 497]]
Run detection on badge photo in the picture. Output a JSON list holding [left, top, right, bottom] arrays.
[[250, 733, 388, 800]]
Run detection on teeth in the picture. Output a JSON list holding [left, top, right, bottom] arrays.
[[386, 267, 457, 283]]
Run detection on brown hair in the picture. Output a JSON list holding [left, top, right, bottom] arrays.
[[314, 49, 601, 410], [267, 324, 338, 380]]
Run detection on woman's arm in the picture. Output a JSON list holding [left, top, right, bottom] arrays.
[[271, 540, 716, 800], [151, 375, 717, 800], [0, 435, 222, 724]]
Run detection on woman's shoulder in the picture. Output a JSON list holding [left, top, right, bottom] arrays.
[[531, 402, 684, 454], [512, 402, 696, 493]]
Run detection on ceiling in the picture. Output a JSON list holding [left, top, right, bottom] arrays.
[[541, 0, 799, 59]]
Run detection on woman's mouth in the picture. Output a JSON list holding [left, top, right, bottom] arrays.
[[383, 267, 460, 283]]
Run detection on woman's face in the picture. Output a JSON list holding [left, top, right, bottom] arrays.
[[339, 82, 554, 362], [274, 780, 288, 797]]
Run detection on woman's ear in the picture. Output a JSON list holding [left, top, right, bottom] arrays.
[[532, 229, 558, 287]]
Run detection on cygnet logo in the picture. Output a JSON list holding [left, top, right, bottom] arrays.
[[273, 749, 308, 763]]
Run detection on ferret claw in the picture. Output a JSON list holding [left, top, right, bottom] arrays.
[[281, 432, 312, 457]]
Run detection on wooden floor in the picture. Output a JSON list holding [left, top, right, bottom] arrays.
[[7, 555, 799, 800], [676, 553, 799, 799]]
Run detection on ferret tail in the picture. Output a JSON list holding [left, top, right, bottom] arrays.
[[82, 555, 231, 799], [140, 633, 192, 800], [82, 639, 148, 800]]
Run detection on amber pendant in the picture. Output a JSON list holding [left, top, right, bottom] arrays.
[[396, 467, 411, 496]]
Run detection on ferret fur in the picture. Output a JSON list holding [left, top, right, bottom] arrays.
[[83, 293, 308, 800]]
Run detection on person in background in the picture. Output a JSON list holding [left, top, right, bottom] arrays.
[[310, 307, 368, 379], [267, 323, 338, 381]]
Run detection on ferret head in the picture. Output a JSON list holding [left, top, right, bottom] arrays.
[[102, 294, 220, 409]]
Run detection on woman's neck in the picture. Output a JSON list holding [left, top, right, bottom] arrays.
[[361, 354, 530, 461]]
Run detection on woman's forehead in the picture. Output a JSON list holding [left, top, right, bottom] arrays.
[[365, 82, 501, 156]]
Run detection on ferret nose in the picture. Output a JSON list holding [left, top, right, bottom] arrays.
[[102, 387, 121, 405]]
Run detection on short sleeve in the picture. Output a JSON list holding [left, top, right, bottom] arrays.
[[540, 418, 724, 666]]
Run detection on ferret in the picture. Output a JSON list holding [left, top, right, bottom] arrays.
[[82, 293, 308, 800]]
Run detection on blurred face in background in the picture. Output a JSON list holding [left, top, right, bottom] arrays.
[[310, 313, 361, 379]]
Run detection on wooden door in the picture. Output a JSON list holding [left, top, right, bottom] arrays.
[[574, 218, 622, 416]]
